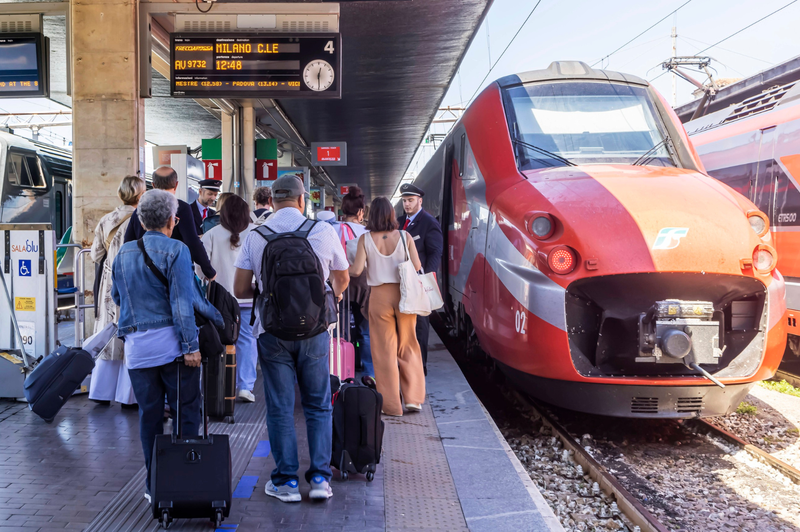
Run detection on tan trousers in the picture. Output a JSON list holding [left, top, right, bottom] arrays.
[[368, 283, 426, 416]]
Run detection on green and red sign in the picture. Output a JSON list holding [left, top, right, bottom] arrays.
[[256, 139, 278, 180]]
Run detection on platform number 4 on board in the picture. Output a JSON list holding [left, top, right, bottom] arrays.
[[515, 310, 527, 335], [325, 41, 334, 54]]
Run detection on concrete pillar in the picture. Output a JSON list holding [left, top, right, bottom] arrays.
[[71, 0, 144, 334], [221, 112, 233, 193], [242, 102, 255, 201]]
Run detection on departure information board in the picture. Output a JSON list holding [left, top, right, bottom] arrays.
[[0, 33, 48, 98], [170, 34, 341, 99]]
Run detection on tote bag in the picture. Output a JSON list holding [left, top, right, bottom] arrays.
[[420, 272, 444, 311], [397, 231, 431, 316]]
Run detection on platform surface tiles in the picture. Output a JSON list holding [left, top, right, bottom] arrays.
[[0, 328, 561, 531]]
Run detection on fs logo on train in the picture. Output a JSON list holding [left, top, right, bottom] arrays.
[[652, 228, 689, 250]]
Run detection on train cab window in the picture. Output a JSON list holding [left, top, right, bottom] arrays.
[[7, 152, 46, 188], [55, 190, 64, 238], [503, 81, 677, 169]]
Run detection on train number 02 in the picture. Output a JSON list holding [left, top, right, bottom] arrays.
[[514, 310, 527, 335]]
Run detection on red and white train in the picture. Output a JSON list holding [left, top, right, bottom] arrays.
[[684, 79, 800, 364], [413, 61, 787, 418]]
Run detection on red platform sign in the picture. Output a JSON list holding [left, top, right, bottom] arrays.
[[256, 159, 278, 180], [204, 160, 221, 180], [317, 146, 342, 162]]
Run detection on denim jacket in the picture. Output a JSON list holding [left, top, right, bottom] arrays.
[[112, 231, 223, 354]]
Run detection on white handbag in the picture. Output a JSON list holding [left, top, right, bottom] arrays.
[[420, 272, 444, 311], [397, 231, 432, 316]]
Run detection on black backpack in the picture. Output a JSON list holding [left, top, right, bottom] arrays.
[[254, 219, 329, 341], [331, 379, 384, 481], [206, 281, 240, 344]]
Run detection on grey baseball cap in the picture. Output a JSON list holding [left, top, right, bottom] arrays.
[[271, 174, 305, 200]]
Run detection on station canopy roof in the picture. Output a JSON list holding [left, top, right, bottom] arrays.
[[157, 0, 492, 199], [35, 0, 491, 199]]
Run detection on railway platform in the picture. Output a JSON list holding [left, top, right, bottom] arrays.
[[0, 326, 561, 532]]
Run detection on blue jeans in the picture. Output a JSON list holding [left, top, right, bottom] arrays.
[[236, 307, 257, 392], [352, 303, 373, 377], [257, 331, 332, 485], [128, 360, 201, 491]]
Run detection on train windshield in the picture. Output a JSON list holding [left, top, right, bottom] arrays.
[[504, 81, 677, 169]]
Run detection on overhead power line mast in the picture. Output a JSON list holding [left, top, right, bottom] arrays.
[[661, 56, 718, 119]]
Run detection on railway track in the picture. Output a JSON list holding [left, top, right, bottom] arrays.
[[435, 320, 800, 531], [511, 391, 669, 532], [691, 418, 800, 485], [774, 369, 800, 389]]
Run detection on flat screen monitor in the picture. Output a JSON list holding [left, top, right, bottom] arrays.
[[0, 32, 49, 98]]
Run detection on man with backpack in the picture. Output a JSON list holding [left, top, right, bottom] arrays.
[[233, 175, 349, 503]]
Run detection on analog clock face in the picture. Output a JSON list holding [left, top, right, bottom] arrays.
[[303, 60, 335, 92]]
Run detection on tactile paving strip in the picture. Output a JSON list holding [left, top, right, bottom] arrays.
[[383, 403, 468, 531]]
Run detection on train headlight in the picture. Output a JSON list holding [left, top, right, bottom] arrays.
[[753, 244, 777, 274], [528, 213, 555, 239], [747, 211, 769, 238], [547, 245, 577, 274]]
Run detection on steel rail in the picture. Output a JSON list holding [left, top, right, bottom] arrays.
[[512, 391, 670, 532], [693, 419, 800, 485]]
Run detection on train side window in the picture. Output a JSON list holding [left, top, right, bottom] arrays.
[[459, 134, 466, 177], [7, 152, 45, 188]]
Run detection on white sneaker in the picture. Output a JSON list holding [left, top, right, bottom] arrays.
[[309, 476, 333, 500], [404, 403, 422, 412], [144, 491, 151, 504], [238, 389, 256, 403], [265, 480, 301, 503]]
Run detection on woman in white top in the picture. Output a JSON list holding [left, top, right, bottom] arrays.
[[89, 175, 145, 407], [197, 194, 258, 402], [350, 197, 424, 416]]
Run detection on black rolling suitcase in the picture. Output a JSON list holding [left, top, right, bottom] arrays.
[[150, 360, 232, 529], [331, 379, 383, 481], [23, 346, 94, 423], [206, 345, 236, 423], [23, 323, 118, 423]]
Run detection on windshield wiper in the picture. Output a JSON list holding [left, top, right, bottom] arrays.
[[632, 137, 675, 166], [513, 139, 576, 167]]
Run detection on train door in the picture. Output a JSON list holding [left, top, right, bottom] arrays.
[[751, 126, 777, 218], [441, 140, 455, 316], [771, 121, 800, 282], [52, 178, 71, 241]]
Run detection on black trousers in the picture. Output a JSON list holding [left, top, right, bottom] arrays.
[[416, 314, 430, 375]]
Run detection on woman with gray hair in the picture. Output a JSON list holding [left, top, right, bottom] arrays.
[[89, 174, 146, 407], [112, 189, 223, 503]]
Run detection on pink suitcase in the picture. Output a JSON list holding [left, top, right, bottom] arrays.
[[330, 295, 356, 381]]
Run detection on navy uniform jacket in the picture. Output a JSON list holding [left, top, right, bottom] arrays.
[[397, 208, 444, 274], [189, 201, 215, 235], [123, 198, 217, 279]]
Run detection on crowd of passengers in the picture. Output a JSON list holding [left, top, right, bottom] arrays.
[[88, 168, 443, 503]]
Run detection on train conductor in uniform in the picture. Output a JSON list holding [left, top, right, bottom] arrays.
[[397, 183, 443, 375], [190, 179, 221, 235]]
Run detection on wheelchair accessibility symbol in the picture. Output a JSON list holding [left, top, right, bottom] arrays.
[[18, 260, 31, 277]]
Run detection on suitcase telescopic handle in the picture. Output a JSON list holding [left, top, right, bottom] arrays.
[[175, 357, 208, 440]]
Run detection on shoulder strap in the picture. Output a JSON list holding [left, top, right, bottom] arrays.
[[399, 230, 410, 262], [104, 212, 133, 251], [137, 238, 169, 288], [296, 218, 317, 238], [250, 211, 258, 223], [254, 223, 276, 241]]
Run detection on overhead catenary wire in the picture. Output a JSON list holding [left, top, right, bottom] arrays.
[[649, 0, 799, 83], [591, 0, 693, 68], [466, 0, 543, 106]]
